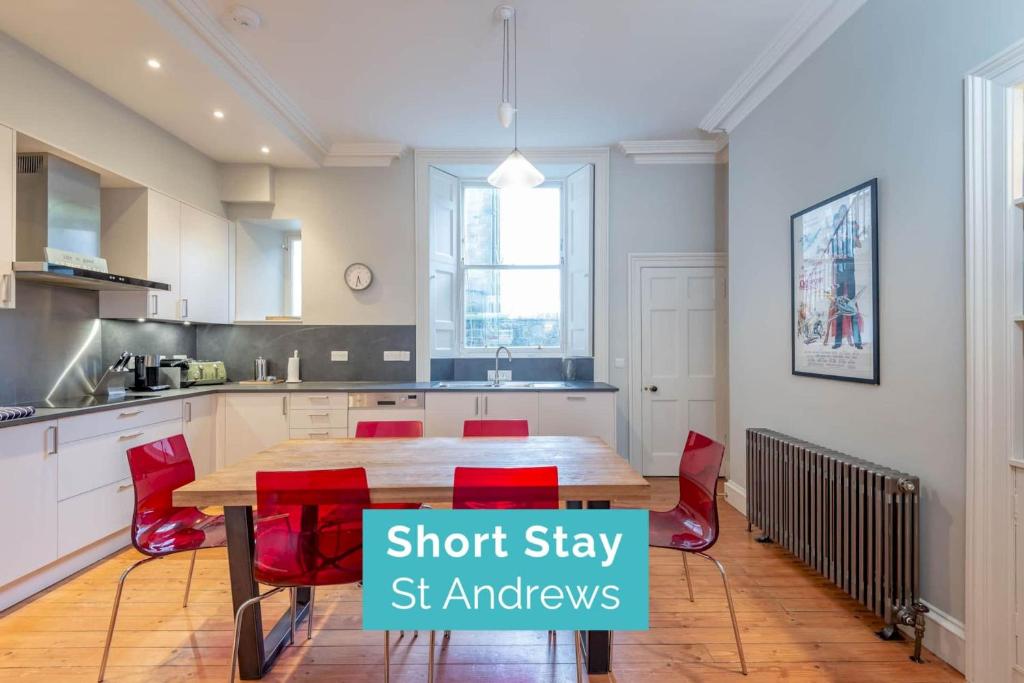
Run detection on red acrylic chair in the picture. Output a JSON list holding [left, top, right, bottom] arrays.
[[355, 420, 423, 438], [230, 467, 400, 682], [433, 466, 583, 683], [462, 419, 530, 437], [648, 431, 747, 675], [98, 434, 227, 682]]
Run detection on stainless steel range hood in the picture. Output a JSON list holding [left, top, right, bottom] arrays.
[[13, 153, 170, 292]]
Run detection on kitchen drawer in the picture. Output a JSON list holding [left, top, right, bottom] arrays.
[[289, 409, 347, 429], [58, 399, 182, 443], [58, 419, 181, 501], [58, 477, 134, 556], [289, 428, 348, 440], [288, 393, 348, 410]]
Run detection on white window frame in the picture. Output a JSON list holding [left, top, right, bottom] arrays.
[[415, 148, 610, 382], [455, 178, 568, 357]]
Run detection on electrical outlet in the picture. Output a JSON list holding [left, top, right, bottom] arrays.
[[383, 350, 411, 362], [331, 350, 348, 362], [487, 370, 512, 381]]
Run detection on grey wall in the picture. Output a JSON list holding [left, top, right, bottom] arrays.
[[726, 0, 1024, 623], [608, 149, 725, 456], [195, 324, 415, 382]]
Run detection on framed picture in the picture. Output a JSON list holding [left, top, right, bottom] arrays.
[[791, 178, 879, 384]]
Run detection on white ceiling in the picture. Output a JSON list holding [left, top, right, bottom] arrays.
[[0, 0, 821, 166]]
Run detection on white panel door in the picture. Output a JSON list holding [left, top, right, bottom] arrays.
[[0, 124, 15, 309], [425, 392, 480, 436], [481, 392, 540, 434], [180, 204, 231, 324], [146, 191, 181, 321], [429, 167, 459, 355], [224, 394, 289, 466], [640, 266, 726, 476], [0, 421, 57, 585], [183, 395, 217, 477], [565, 165, 593, 356]]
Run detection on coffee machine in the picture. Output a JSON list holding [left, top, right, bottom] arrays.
[[132, 355, 170, 392]]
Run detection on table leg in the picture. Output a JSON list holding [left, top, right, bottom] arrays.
[[583, 499, 612, 674], [224, 506, 310, 679]]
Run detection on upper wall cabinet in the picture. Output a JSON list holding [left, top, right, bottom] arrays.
[[0, 124, 15, 309], [99, 190, 232, 324]]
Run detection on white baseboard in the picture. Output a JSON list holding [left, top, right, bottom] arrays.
[[898, 600, 965, 674], [0, 531, 129, 612], [724, 480, 746, 516]]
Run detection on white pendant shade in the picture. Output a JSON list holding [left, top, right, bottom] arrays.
[[487, 149, 545, 188], [497, 101, 516, 128]]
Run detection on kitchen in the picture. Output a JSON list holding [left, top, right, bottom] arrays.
[[0, 2, 979, 682]]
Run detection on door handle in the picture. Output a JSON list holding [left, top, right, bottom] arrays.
[[185, 401, 192, 423], [474, 396, 480, 416], [282, 396, 288, 416], [484, 396, 489, 415], [1, 273, 11, 304], [643, 385, 658, 393], [46, 424, 58, 455], [181, 298, 189, 319]]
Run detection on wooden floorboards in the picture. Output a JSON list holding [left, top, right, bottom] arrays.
[[0, 478, 963, 682]]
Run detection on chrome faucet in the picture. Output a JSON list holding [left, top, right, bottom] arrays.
[[494, 346, 512, 386]]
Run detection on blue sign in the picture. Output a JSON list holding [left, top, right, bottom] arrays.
[[362, 509, 649, 631]]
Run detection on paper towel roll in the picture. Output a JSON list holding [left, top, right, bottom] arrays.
[[286, 353, 302, 383]]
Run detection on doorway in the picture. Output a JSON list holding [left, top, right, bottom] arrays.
[[629, 254, 728, 476]]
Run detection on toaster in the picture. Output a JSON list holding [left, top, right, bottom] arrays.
[[182, 360, 227, 386]]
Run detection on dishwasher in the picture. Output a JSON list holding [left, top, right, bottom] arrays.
[[347, 392, 425, 433]]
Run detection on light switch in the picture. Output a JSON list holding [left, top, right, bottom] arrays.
[[383, 350, 411, 362], [614, 358, 626, 368], [331, 350, 349, 362]]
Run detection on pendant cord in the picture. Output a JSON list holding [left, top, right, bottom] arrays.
[[513, 10, 518, 150]]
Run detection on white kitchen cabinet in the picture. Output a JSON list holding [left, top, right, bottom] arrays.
[[183, 395, 218, 477], [538, 392, 616, 447], [180, 203, 231, 324], [99, 189, 181, 321], [425, 391, 539, 436], [224, 394, 289, 465], [0, 420, 58, 586], [0, 124, 15, 309]]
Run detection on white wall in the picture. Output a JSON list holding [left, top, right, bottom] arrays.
[[608, 149, 725, 456], [727, 0, 1024, 623], [0, 31, 222, 215]]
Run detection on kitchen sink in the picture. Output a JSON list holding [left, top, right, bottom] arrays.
[[432, 381, 569, 389]]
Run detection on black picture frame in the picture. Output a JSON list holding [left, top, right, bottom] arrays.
[[790, 178, 879, 384]]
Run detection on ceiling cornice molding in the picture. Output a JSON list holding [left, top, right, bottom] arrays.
[[699, 0, 866, 134], [323, 143, 407, 167], [617, 138, 727, 164], [141, 0, 329, 163]]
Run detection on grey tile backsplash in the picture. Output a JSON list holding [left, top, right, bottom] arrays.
[[195, 324, 416, 382]]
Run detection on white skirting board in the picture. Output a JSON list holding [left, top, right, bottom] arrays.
[[720, 480, 964, 673]]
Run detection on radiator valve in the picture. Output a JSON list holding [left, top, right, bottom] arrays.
[[906, 602, 930, 662]]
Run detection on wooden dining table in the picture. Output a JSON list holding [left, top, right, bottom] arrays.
[[173, 435, 650, 680]]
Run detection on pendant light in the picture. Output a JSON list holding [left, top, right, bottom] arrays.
[[488, 5, 544, 189]]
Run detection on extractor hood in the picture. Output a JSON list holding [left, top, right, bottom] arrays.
[[13, 153, 170, 292]]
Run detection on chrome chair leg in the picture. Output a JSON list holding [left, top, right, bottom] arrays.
[[307, 587, 315, 641], [384, 630, 390, 683], [681, 552, 695, 602], [229, 587, 286, 683], [428, 629, 436, 683], [574, 630, 584, 683], [182, 550, 198, 608], [289, 587, 298, 645], [698, 552, 747, 675], [97, 556, 160, 682]]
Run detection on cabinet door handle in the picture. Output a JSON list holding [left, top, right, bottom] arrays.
[[309, 395, 330, 401], [119, 410, 143, 417], [118, 431, 145, 441], [1, 273, 12, 304], [117, 483, 134, 493], [309, 431, 330, 438], [474, 396, 480, 416], [181, 298, 189, 319], [46, 425, 58, 455], [282, 396, 287, 416], [185, 401, 192, 423], [484, 396, 489, 415], [151, 294, 158, 317], [309, 413, 330, 418], [566, 396, 587, 401]]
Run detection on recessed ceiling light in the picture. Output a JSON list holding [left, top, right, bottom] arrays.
[[260, 146, 270, 155], [146, 58, 161, 70], [213, 109, 225, 119]]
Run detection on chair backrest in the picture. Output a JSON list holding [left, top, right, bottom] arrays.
[[355, 420, 423, 438], [125, 434, 197, 552], [253, 467, 370, 586], [463, 419, 530, 437], [677, 431, 726, 548], [452, 466, 559, 509]]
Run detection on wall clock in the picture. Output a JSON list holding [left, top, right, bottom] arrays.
[[344, 263, 373, 291]]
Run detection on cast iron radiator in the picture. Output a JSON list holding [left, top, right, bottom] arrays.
[[745, 428, 930, 659]]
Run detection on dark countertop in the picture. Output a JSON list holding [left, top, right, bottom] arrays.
[[0, 380, 618, 429]]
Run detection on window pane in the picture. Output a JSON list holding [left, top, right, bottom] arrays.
[[463, 186, 497, 265], [462, 185, 561, 266], [498, 187, 561, 265], [464, 269, 561, 348]]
